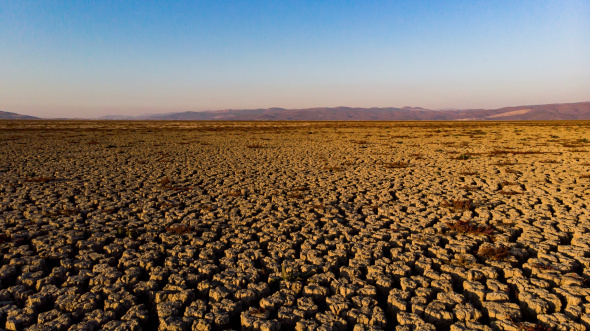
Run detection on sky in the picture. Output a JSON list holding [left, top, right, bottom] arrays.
[[1, 1, 589, 118]]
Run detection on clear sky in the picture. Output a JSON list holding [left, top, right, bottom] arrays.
[[1, 1, 589, 118]]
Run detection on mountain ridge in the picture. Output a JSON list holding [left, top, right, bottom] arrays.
[[3, 102, 590, 121], [100, 101, 590, 121], [0, 110, 39, 119]]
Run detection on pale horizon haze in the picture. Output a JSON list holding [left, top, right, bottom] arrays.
[[1, 1, 589, 118]]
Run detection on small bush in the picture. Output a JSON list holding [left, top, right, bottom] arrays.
[[288, 192, 304, 199], [454, 154, 472, 160], [446, 220, 493, 236], [166, 224, 192, 234], [441, 199, 474, 212], [477, 244, 511, 261], [226, 190, 242, 197], [25, 176, 54, 183]]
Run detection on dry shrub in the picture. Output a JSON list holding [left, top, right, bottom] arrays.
[[452, 154, 472, 160], [246, 143, 264, 149], [0, 233, 10, 243], [441, 199, 473, 212], [324, 166, 343, 172], [226, 190, 242, 197], [446, 220, 493, 236], [44, 208, 79, 217], [530, 263, 555, 271], [25, 176, 54, 183], [477, 244, 511, 261], [288, 192, 304, 199], [384, 161, 409, 169], [515, 322, 553, 331], [410, 153, 424, 159], [160, 177, 191, 191], [166, 224, 192, 234], [160, 177, 171, 187]]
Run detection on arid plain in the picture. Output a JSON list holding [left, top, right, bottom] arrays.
[[1, 120, 589, 331]]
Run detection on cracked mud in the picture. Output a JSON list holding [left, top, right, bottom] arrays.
[[1, 120, 589, 331]]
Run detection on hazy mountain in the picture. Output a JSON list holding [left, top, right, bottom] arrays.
[[0, 110, 39, 119], [110, 102, 590, 121]]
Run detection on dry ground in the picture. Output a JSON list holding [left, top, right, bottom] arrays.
[[1, 120, 589, 331]]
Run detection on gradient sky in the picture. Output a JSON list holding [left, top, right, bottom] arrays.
[[1, 1, 589, 118]]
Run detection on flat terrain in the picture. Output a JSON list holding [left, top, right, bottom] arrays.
[[1, 120, 590, 331]]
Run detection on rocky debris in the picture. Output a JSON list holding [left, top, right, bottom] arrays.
[[1, 121, 589, 330]]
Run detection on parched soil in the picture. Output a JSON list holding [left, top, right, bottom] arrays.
[[1, 120, 589, 331]]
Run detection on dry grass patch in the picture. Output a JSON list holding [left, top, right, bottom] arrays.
[[160, 177, 191, 191], [166, 224, 193, 234], [441, 199, 474, 212], [44, 208, 79, 217], [477, 244, 511, 261], [324, 166, 343, 172], [226, 190, 243, 197], [459, 171, 478, 176], [460, 185, 481, 191], [287, 192, 304, 199], [451, 153, 474, 160], [446, 220, 494, 236], [24, 176, 54, 183], [246, 143, 264, 149]]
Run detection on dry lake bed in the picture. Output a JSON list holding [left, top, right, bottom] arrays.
[[1, 120, 590, 331]]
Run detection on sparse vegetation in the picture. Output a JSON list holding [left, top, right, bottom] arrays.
[[446, 220, 494, 236], [477, 244, 511, 261], [226, 190, 243, 197], [115, 226, 137, 239], [281, 263, 312, 282], [24, 176, 54, 183], [166, 224, 192, 234], [454, 154, 472, 160], [441, 199, 474, 212], [324, 166, 343, 171]]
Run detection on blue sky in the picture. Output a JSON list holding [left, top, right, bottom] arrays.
[[1, 1, 589, 117]]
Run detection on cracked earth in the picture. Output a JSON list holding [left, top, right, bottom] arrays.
[[0, 120, 589, 331]]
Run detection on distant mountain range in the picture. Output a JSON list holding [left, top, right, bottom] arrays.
[[3, 101, 590, 121], [100, 102, 590, 121], [0, 110, 39, 119]]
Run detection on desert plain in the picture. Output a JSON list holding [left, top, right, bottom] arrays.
[[0, 120, 589, 331]]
